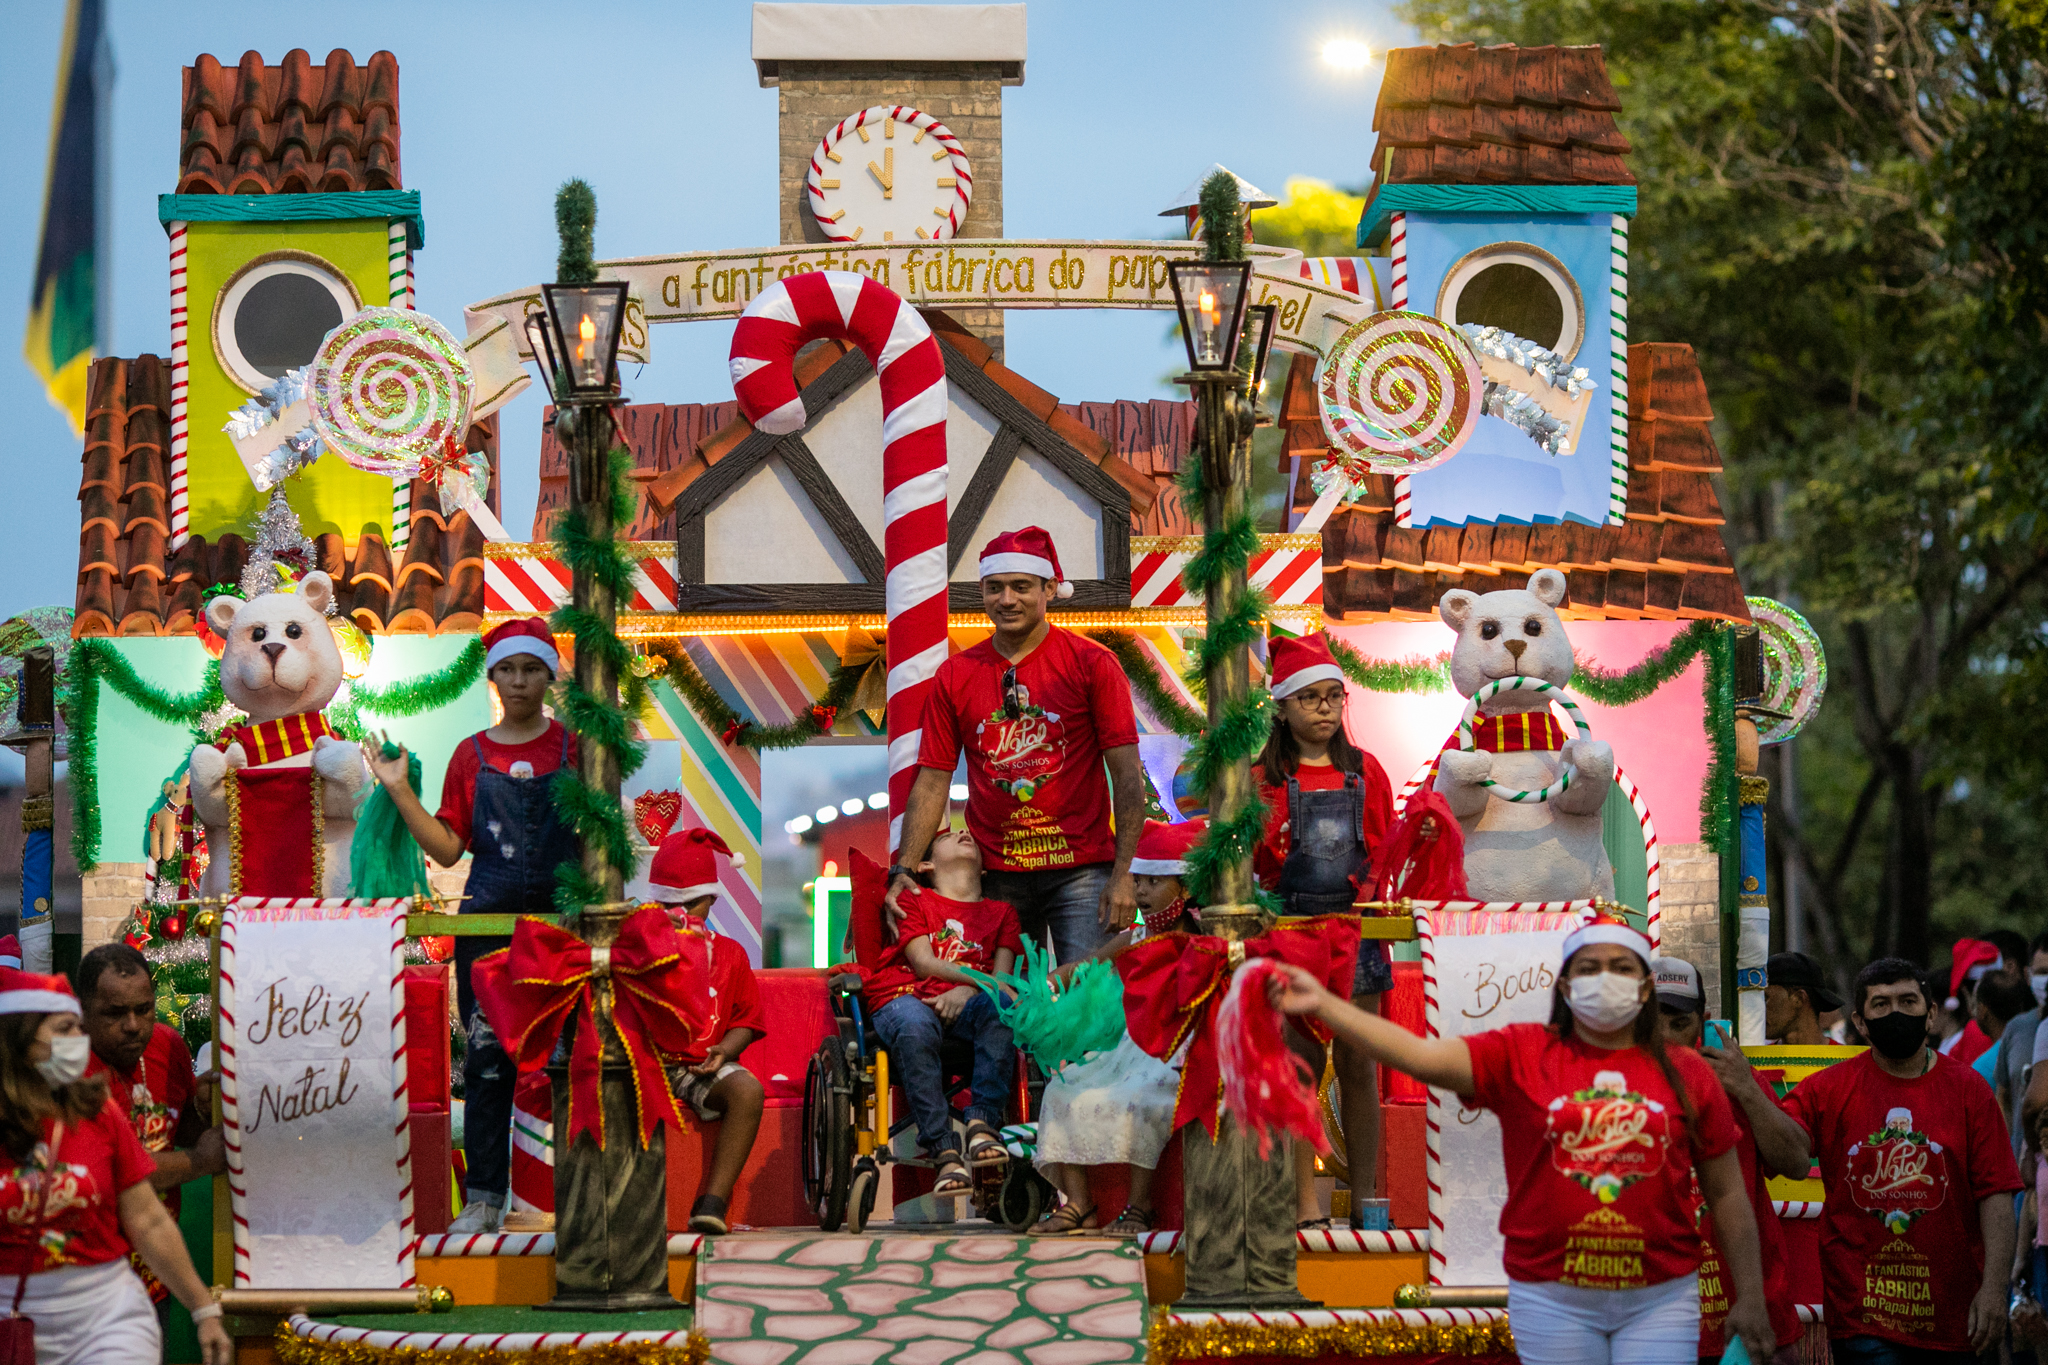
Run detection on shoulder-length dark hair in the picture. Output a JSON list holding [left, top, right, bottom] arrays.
[[0, 1014, 108, 1162], [1257, 710, 1366, 789], [1547, 964, 1697, 1126]]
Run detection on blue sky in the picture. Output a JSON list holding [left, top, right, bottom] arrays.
[[0, 0, 1406, 617]]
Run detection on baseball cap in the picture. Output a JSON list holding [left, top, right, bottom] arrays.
[[1767, 951, 1844, 1013], [1651, 957, 1705, 1015]]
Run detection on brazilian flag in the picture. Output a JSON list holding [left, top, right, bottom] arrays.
[[24, 0, 108, 431]]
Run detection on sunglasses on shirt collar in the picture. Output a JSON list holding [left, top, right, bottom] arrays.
[[1002, 666, 1021, 720]]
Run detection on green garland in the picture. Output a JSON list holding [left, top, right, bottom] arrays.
[[1571, 619, 1717, 707], [327, 637, 485, 740], [1326, 638, 1451, 695], [549, 438, 650, 915], [1087, 632, 1206, 736], [661, 644, 866, 750]]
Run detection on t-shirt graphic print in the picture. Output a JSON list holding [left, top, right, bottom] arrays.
[[1546, 1068, 1672, 1204], [1846, 1106, 1948, 1235]]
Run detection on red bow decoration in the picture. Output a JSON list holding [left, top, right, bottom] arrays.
[[634, 790, 684, 845], [1118, 915, 1359, 1138], [720, 718, 751, 747], [418, 434, 468, 485], [808, 703, 838, 731], [471, 908, 712, 1149], [1372, 790, 1469, 902]]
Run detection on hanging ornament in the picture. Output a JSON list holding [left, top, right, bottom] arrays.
[[808, 702, 839, 732], [191, 907, 220, 938], [628, 652, 661, 679], [160, 912, 187, 941], [633, 790, 683, 845]]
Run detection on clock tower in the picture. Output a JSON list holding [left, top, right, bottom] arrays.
[[754, 2, 1024, 358]]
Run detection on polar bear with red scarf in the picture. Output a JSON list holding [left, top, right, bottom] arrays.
[[187, 571, 366, 898], [1433, 569, 1616, 902]]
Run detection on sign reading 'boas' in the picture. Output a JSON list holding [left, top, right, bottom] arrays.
[[220, 898, 416, 1288]]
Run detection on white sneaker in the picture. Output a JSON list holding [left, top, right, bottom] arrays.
[[447, 1200, 503, 1234]]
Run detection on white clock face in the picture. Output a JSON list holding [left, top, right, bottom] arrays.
[[806, 105, 974, 244]]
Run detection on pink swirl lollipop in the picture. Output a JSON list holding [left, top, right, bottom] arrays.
[[309, 306, 473, 477], [1316, 310, 1482, 475]]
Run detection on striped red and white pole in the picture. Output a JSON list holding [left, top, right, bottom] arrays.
[[728, 271, 947, 852]]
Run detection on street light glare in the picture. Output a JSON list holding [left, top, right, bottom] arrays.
[[1322, 38, 1373, 70]]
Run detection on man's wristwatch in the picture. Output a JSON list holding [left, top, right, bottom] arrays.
[[886, 864, 917, 886]]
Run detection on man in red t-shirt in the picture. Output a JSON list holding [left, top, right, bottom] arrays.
[[1652, 956, 1806, 1363], [1780, 957, 2022, 1364], [889, 527, 1144, 965], [77, 943, 224, 1312], [366, 616, 581, 1233]]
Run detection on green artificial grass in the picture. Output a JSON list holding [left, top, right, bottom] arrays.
[[327, 1305, 694, 1333]]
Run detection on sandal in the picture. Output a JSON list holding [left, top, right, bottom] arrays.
[[933, 1155, 972, 1194], [963, 1119, 1007, 1167], [1105, 1205, 1155, 1237], [1028, 1201, 1098, 1236]]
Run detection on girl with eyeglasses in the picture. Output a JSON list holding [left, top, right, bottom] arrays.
[[1251, 633, 1394, 1233]]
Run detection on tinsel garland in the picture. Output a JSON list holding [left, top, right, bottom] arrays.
[[1326, 639, 1450, 695], [1087, 632, 1205, 736], [273, 1326, 709, 1365], [1701, 625, 1738, 862], [1569, 619, 1718, 707], [548, 441, 650, 915], [658, 643, 867, 751], [327, 637, 487, 740], [1147, 1312, 1516, 1361]]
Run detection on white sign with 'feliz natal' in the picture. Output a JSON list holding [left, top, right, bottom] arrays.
[[220, 899, 415, 1288]]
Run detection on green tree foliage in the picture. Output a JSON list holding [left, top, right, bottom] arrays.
[[1394, 0, 2048, 972], [1252, 178, 1372, 259]]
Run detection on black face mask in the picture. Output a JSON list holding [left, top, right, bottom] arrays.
[[1863, 1009, 1929, 1060]]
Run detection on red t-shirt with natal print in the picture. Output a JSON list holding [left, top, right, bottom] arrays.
[[901, 890, 1022, 1002], [916, 627, 1139, 873], [1695, 1070, 1802, 1356], [87, 1024, 196, 1215], [1465, 1022, 1738, 1288], [1781, 1049, 2021, 1352], [0, 1104, 157, 1275]]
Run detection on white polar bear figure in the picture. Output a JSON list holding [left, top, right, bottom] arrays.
[[1432, 569, 1616, 902], [187, 571, 366, 898]]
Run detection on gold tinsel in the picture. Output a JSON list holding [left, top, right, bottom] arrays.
[[1146, 1310, 1516, 1362], [272, 1325, 710, 1365]]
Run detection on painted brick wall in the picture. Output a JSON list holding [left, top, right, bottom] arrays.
[[1656, 841, 1726, 1014]]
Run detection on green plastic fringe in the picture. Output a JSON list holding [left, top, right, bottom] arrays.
[[1087, 632, 1205, 735], [961, 937, 1126, 1073], [349, 748, 431, 899], [661, 644, 868, 750]]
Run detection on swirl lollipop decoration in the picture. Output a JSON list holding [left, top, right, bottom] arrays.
[[1316, 310, 1483, 476], [1746, 597, 1828, 744], [309, 306, 473, 478]]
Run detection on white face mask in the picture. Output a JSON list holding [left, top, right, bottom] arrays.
[[2031, 973, 2048, 1006], [1567, 971, 1645, 1035], [34, 1033, 90, 1088]]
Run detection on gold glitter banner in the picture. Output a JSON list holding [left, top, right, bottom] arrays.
[[273, 1325, 711, 1365], [1146, 1312, 1517, 1362]]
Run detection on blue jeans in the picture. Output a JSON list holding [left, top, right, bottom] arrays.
[[982, 862, 1111, 966], [1829, 1335, 1976, 1365], [872, 992, 1013, 1156], [461, 1008, 512, 1204]]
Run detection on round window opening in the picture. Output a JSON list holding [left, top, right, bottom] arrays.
[[1434, 243, 1585, 362], [211, 253, 361, 394]]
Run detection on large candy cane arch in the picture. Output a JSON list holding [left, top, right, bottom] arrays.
[[728, 271, 948, 851]]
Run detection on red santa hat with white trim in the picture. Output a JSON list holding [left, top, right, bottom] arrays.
[[484, 617, 560, 675], [1268, 633, 1347, 700], [0, 967, 77, 1017], [1130, 818, 1206, 877], [978, 526, 1073, 599], [648, 827, 741, 905], [0, 937, 21, 970], [1561, 914, 1653, 968]]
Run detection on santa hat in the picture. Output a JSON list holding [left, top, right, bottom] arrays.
[[1561, 914, 1653, 969], [484, 618, 560, 675], [1131, 818, 1206, 877], [1268, 634, 1346, 700], [0, 967, 77, 1018], [648, 827, 741, 905], [978, 527, 1073, 599], [0, 937, 21, 970], [1949, 938, 2002, 1001]]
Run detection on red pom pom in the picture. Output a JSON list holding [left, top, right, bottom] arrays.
[[1371, 790, 1469, 902], [1216, 957, 1329, 1159]]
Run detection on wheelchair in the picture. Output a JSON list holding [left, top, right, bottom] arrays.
[[801, 971, 1054, 1234]]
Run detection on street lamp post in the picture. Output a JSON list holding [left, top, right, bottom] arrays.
[[529, 184, 675, 1312]]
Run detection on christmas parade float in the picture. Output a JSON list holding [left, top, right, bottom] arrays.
[[47, 8, 1840, 1364]]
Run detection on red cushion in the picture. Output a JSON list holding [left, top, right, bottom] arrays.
[[735, 969, 836, 1105], [403, 965, 450, 1110]]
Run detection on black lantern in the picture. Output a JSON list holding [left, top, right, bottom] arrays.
[[1167, 260, 1253, 374], [539, 281, 629, 399], [1240, 302, 1279, 395], [523, 311, 561, 396]]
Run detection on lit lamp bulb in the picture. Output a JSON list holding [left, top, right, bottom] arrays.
[[1197, 290, 1220, 364], [577, 313, 598, 385]]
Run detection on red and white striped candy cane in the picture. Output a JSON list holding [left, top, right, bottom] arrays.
[[728, 271, 948, 851]]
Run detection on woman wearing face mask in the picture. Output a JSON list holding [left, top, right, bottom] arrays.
[[1266, 916, 1773, 1365], [0, 968, 229, 1364]]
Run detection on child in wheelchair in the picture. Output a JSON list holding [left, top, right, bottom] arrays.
[[647, 827, 767, 1236], [1027, 818, 1199, 1236], [868, 827, 1022, 1196]]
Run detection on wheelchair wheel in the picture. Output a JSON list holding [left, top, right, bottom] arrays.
[[847, 1159, 879, 1235], [802, 1037, 853, 1231], [994, 1161, 1043, 1233]]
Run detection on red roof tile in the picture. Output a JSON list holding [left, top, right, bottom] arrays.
[[179, 49, 400, 195], [1365, 43, 1632, 205]]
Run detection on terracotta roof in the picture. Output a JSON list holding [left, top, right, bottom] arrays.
[[1297, 342, 1750, 623], [1364, 44, 1633, 196], [179, 49, 400, 195], [553, 315, 1191, 541], [72, 356, 490, 638]]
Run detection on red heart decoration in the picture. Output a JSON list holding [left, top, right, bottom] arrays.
[[634, 790, 684, 844]]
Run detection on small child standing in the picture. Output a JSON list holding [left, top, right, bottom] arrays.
[[874, 828, 1021, 1196], [646, 828, 767, 1236], [1028, 819, 1199, 1237]]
